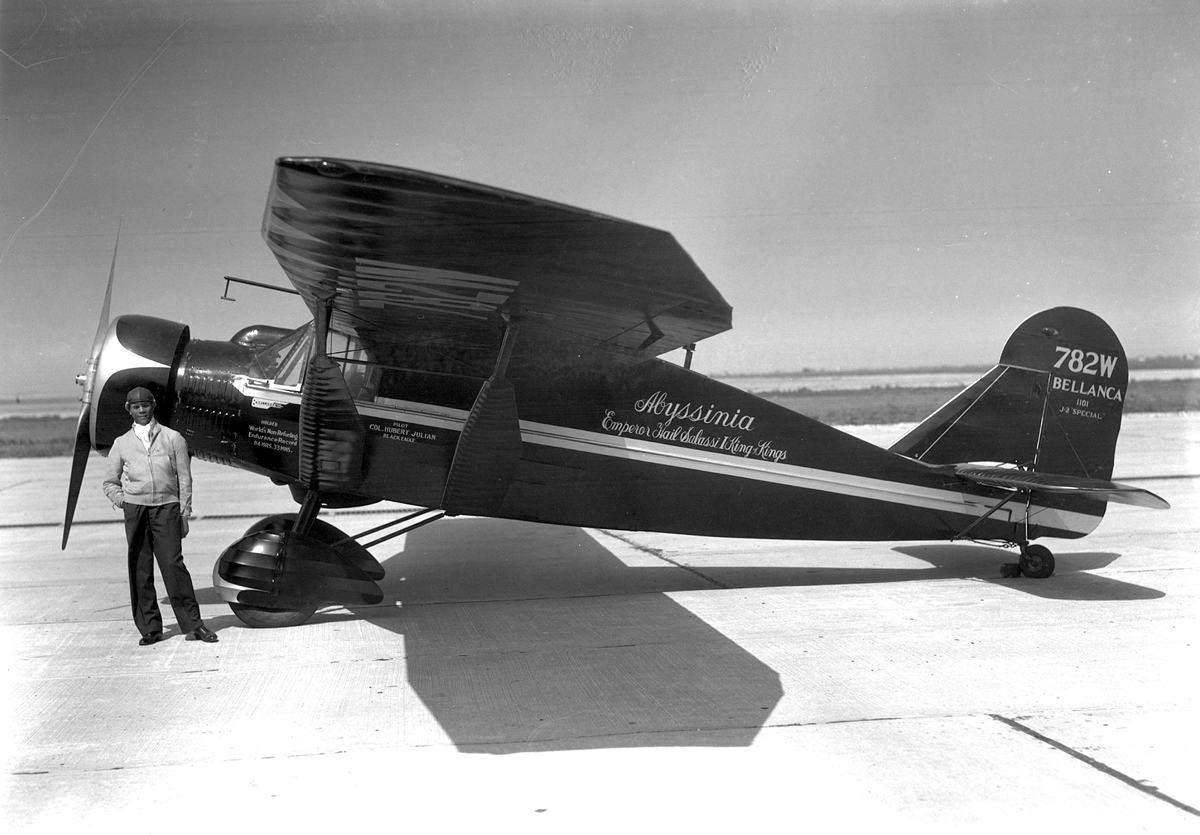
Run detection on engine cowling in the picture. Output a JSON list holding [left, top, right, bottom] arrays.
[[90, 315, 190, 451]]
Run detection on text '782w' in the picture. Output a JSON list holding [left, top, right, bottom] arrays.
[[1053, 347, 1118, 379]]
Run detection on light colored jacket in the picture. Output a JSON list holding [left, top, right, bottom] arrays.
[[102, 420, 192, 516]]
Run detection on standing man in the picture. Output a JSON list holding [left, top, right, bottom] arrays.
[[102, 386, 219, 646]]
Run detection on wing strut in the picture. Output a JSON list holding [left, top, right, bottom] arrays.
[[332, 508, 446, 550], [296, 290, 367, 526], [440, 320, 524, 517]]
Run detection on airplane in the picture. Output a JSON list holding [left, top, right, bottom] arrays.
[[61, 157, 1170, 628]]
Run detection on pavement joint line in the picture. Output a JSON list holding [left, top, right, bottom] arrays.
[[7, 707, 1197, 776], [7, 473, 1193, 532], [8, 743, 469, 777], [6, 585, 716, 630], [306, 711, 1060, 753], [1, 505, 423, 531], [991, 714, 1200, 818], [594, 529, 732, 590]]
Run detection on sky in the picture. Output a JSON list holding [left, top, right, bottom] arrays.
[[2, 0, 1197, 397]]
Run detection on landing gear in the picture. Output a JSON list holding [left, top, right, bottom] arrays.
[[215, 511, 387, 628], [222, 514, 344, 628], [214, 504, 441, 629]]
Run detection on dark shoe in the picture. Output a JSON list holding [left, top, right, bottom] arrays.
[[138, 632, 163, 646], [188, 624, 219, 643]]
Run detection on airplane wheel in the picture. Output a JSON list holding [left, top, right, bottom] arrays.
[[225, 514, 342, 628], [1019, 544, 1055, 579], [229, 602, 317, 628]]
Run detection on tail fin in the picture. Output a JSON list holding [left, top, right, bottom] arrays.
[[890, 307, 1128, 481]]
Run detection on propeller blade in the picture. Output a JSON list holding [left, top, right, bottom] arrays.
[[65, 219, 122, 550], [88, 218, 120, 362], [62, 407, 93, 549]]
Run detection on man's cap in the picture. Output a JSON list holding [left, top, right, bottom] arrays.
[[125, 387, 155, 405]]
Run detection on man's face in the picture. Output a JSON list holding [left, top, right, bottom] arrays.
[[127, 400, 154, 425]]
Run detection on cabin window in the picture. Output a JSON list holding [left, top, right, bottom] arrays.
[[327, 330, 378, 402]]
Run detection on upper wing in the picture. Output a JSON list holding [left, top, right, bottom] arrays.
[[955, 465, 1171, 510], [261, 157, 731, 359]]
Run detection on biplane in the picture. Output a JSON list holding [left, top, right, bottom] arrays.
[[62, 157, 1169, 627]]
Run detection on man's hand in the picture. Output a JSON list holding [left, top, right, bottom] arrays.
[[182, 517, 190, 538]]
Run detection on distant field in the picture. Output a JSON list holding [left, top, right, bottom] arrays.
[[0, 416, 80, 459], [2, 379, 1196, 458], [763, 378, 1199, 426]]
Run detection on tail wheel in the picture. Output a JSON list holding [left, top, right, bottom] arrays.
[[1019, 543, 1055, 579], [225, 514, 341, 628]]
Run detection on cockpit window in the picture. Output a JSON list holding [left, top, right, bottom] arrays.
[[250, 324, 313, 386], [249, 323, 376, 399]]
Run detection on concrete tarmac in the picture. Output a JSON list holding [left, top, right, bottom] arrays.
[[2, 415, 1197, 831]]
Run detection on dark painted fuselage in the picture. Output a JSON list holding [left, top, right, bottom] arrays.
[[166, 331, 1098, 546]]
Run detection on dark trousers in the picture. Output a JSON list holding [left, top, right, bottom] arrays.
[[124, 503, 202, 636]]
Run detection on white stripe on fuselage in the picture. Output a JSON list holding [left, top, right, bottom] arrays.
[[233, 381, 1099, 536], [517, 417, 1094, 535]]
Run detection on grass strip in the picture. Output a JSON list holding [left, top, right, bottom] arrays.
[[4, 379, 1196, 458]]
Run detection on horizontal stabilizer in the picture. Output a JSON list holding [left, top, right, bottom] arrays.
[[955, 465, 1171, 510]]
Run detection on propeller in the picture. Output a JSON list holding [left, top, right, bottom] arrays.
[[62, 221, 120, 549]]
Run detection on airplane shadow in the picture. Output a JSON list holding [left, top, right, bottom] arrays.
[[192, 519, 1163, 754], [891, 544, 1166, 601], [350, 519, 782, 753]]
